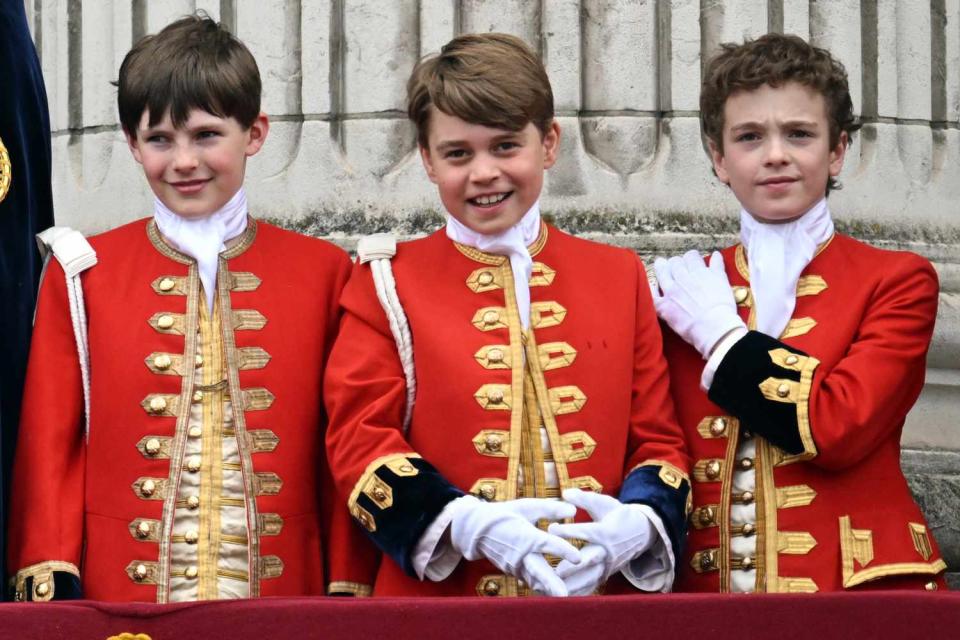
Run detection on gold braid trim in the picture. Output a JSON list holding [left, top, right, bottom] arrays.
[[327, 581, 373, 597], [10, 561, 80, 602]]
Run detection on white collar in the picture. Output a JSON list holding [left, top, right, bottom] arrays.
[[446, 202, 541, 329], [739, 198, 833, 338], [153, 188, 249, 311]]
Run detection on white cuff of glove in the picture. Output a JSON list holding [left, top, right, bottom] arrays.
[[412, 496, 470, 581], [620, 505, 676, 592], [700, 326, 749, 391]]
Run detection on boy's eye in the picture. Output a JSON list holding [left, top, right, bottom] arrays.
[[494, 141, 519, 152], [735, 132, 760, 143], [197, 130, 221, 140], [443, 149, 469, 160], [146, 134, 170, 144], [789, 129, 813, 138]]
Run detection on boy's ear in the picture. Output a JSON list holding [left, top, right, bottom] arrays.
[[244, 111, 270, 157], [541, 120, 561, 169], [125, 130, 144, 165], [708, 139, 730, 185], [419, 144, 439, 184], [828, 130, 848, 177]]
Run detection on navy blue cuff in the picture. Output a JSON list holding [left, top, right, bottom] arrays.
[[619, 466, 690, 563], [13, 571, 82, 601], [350, 456, 464, 577]]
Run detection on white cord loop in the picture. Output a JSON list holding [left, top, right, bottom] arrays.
[[358, 234, 416, 434], [36, 227, 98, 441]]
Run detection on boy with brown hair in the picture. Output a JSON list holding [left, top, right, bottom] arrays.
[[654, 33, 946, 592], [323, 33, 690, 597], [8, 14, 375, 601]]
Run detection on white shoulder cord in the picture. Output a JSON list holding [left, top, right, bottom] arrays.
[[357, 234, 416, 434], [36, 227, 98, 441]]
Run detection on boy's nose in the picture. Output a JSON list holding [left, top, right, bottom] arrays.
[[469, 157, 501, 183], [173, 146, 200, 172], [764, 137, 788, 166]]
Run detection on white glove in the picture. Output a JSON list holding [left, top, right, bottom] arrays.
[[554, 544, 608, 596], [652, 250, 746, 359], [548, 489, 657, 590], [449, 495, 581, 597]]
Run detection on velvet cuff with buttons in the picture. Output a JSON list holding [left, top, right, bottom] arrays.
[[618, 466, 691, 564], [707, 330, 820, 458]]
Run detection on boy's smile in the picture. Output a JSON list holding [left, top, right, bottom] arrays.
[[420, 108, 560, 235], [127, 108, 268, 219], [710, 82, 847, 222]]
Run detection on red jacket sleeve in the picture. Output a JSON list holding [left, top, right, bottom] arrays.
[[7, 259, 85, 600]]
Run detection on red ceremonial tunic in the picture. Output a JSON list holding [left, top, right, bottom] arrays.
[[666, 234, 947, 593], [324, 224, 691, 597], [8, 218, 377, 602]]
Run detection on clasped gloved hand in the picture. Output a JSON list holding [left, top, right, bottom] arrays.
[[652, 250, 746, 358], [449, 495, 581, 597], [547, 488, 658, 596]]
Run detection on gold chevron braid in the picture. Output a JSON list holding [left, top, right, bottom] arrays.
[[0, 136, 11, 204]]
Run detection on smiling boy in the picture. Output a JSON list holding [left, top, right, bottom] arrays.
[[7, 15, 375, 602], [653, 34, 946, 592], [323, 33, 690, 597]]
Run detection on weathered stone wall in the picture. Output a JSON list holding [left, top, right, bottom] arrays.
[[26, 0, 959, 586]]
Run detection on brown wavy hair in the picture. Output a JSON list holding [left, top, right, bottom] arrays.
[[700, 33, 861, 192]]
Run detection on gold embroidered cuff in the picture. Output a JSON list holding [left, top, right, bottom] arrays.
[[328, 581, 373, 597], [10, 561, 80, 602]]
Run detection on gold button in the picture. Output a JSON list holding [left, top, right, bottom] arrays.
[[740, 556, 754, 570], [697, 506, 715, 526], [709, 417, 727, 437], [140, 480, 157, 497], [184, 529, 199, 544], [148, 397, 168, 413], [185, 566, 198, 579], [478, 271, 494, 286], [705, 460, 721, 480], [739, 458, 754, 471], [925, 581, 938, 591], [157, 315, 175, 330], [159, 277, 176, 292], [487, 348, 504, 364], [153, 354, 172, 370], [357, 511, 374, 531], [741, 523, 756, 536], [399, 464, 414, 473], [483, 579, 501, 596], [192, 390, 204, 403], [484, 434, 503, 452], [699, 550, 716, 571], [662, 471, 678, 484], [136, 521, 152, 538], [145, 438, 162, 456], [186, 455, 201, 472], [134, 564, 148, 581], [34, 581, 50, 597], [482, 310, 500, 325], [776, 383, 791, 398], [188, 426, 202, 438], [742, 430, 753, 439], [740, 491, 755, 504], [480, 483, 497, 500], [733, 287, 749, 304], [372, 487, 388, 503], [486, 389, 504, 404], [187, 495, 200, 509], [195, 354, 204, 367], [785, 354, 799, 366]]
